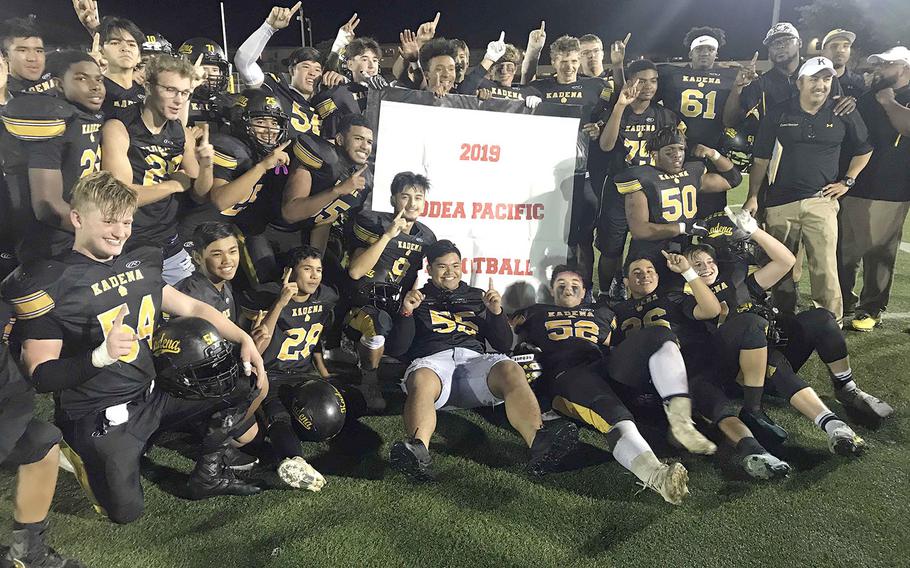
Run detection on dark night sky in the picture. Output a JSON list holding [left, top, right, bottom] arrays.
[[6, 0, 807, 61]]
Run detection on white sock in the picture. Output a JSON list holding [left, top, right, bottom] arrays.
[[649, 341, 689, 400], [612, 420, 655, 479]]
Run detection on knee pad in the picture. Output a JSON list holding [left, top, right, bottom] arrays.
[[736, 313, 770, 350], [360, 334, 386, 350]]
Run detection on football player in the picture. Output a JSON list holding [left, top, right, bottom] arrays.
[[0, 300, 84, 567], [134, 31, 173, 87], [384, 240, 579, 481], [597, 61, 685, 296], [234, 3, 323, 137], [614, 251, 790, 479], [96, 17, 144, 119], [175, 88, 292, 262], [281, 113, 374, 253], [176, 222, 242, 323], [253, 246, 334, 491], [655, 27, 740, 217], [0, 51, 104, 263], [615, 126, 741, 284], [0, 17, 53, 99], [313, 37, 385, 138], [101, 54, 211, 285], [417, 38, 459, 97], [177, 38, 234, 128], [2, 171, 267, 524], [686, 211, 891, 426], [345, 172, 437, 412], [528, 35, 615, 277], [515, 266, 717, 504], [460, 42, 542, 106]]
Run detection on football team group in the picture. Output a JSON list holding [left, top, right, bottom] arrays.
[[0, 1, 907, 566]]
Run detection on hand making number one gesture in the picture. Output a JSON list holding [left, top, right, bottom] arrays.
[[483, 277, 502, 315]]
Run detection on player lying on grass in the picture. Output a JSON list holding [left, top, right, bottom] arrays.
[[513, 265, 718, 504], [384, 240, 579, 481]]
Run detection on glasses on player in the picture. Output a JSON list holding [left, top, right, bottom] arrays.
[[153, 83, 193, 100]]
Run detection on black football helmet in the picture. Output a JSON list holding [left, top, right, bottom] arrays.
[[351, 282, 402, 313], [178, 38, 229, 95], [141, 32, 173, 55], [718, 126, 754, 173], [152, 317, 239, 400], [292, 380, 347, 441], [231, 88, 289, 157]]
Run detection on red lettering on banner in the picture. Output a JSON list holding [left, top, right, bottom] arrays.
[[422, 200, 467, 219], [469, 202, 545, 220], [460, 258, 534, 276]]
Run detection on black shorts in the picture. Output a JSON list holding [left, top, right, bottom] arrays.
[[2, 417, 62, 467], [709, 312, 769, 378], [608, 325, 678, 389], [546, 360, 633, 433], [239, 224, 303, 286]]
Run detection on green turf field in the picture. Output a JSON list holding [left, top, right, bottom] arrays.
[[2, 181, 910, 568]]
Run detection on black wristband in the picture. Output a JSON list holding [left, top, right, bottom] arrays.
[[718, 166, 743, 188]]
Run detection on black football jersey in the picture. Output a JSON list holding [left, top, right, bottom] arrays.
[[187, 92, 236, 130], [602, 103, 684, 175], [0, 94, 103, 260], [7, 74, 56, 97], [0, 299, 26, 398], [262, 73, 321, 137], [118, 104, 186, 246], [101, 77, 145, 119], [699, 266, 768, 330], [347, 211, 436, 288], [174, 270, 236, 323], [291, 133, 373, 231], [612, 291, 707, 351], [403, 282, 512, 359], [261, 285, 337, 377], [312, 83, 368, 139], [529, 76, 614, 122], [615, 161, 706, 224], [657, 65, 737, 147], [1, 245, 165, 419], [517, 302, 615, 375]]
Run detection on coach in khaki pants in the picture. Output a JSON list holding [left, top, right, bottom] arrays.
[[744, 57, 872, 322], [839, 47, 910, 331]]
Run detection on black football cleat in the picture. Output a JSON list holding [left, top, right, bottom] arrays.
[[222, 445, 259, 472], [527, 419, 579, 476], [188, 449, 261, 499], [389, 438, 435, 482], [739, 408, 788, 448], [4, 522, 85, 568]]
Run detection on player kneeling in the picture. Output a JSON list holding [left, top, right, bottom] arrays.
[[4, 172, 267, 524], [514, 266, 718, 504], [385, 240, 579, 481], [251, 247, 339, 490]]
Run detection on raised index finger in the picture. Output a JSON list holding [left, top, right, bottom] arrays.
[[201, 123, 209, 144], [282, 266, 292, 284], [290, 1, 302, 15], [277, 139, 293, 152], [114, 305, 127, 326], [498, 31, 505, 43], [660, 250, 671, 259], [92, 32, 100, 52], [539, 20, 545, 32], [750, 51, 759, 65], [488, 277, 494, 291], [194, 54, 204, 68], [431, 12, 441, 27], [623, 32, 631, 46]]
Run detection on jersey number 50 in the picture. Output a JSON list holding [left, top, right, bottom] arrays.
[[660, 184, 697, 222]]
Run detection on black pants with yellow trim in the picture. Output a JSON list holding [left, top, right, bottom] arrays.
[[344, 305, 394, 342], [548, 360, 634, 435]]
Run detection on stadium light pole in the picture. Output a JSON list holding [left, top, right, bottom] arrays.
[[771, 0, 781, 25]]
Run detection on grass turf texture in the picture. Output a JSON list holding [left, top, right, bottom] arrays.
[[2, 180, 910, 567]]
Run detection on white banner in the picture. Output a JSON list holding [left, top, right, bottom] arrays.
[[371, 94, 580, 311]]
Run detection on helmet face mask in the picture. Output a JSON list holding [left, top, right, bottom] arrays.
[[153, 317, 240, 400], [233, 90, 289, 157], [178, 38, 229, 96]]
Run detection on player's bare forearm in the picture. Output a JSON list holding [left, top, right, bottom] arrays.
[[748, 159, 769, 200], [723, 86, 745, 127], [751, 229, 795, 290], [282, 188, 344, 223], [209, 164, 267, 210], [599, 106, 624, 151], [521, 50, 540, 84], [29, 169, 73, 229], [689, 278, 721, 320], [314, 352, 330, 378], [348, 239, 391, 280], [845, 151, 873, 180]]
